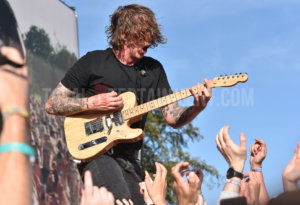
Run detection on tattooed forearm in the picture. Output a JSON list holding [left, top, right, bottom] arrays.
[[45, 83, 87, 116], [162, 102, 201, 128], [174, 106, 194, 127], [170, 102, 186, 122]]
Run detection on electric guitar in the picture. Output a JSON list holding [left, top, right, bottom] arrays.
[[64, 73, 248, 161]]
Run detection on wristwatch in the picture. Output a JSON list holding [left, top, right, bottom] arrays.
[[226, 167, 243, 180]]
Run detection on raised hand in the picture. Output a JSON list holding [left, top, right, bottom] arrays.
[[144, 162, 167, 205], [139, 182, 153, 205], [282, 142, 300, 192], [250, 138, 267, 170], [215, 126, 247, 173], [80, 171, 114, 205], [240, 172, 261, 205], [172, 162, 201, 205]]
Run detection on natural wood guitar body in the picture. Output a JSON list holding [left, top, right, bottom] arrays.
[[64, 92, 144, 161]]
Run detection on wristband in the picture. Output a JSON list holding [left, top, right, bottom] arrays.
[[251, 168, 262, 172], [0, 143, 35, 163], [2, 106, 29, 119], [226, 178, 241, 186]]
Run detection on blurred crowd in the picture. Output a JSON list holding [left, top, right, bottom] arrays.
[[29, 96, 81, 204]]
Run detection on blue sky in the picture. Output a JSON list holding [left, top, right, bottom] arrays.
[[65, 0, 300, 204]]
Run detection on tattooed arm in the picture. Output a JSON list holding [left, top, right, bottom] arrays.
[[161, 79, 212, 128], [45, 82, 123, 116]]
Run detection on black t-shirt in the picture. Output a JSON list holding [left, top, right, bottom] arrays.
[[61, 48, 172, 154]]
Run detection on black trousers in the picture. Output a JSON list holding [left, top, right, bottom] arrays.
[[78, 153, 144, 205]]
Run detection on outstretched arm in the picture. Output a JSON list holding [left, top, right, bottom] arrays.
[[282, 142, 300, 192], [249, 138, 269, 205], [0, 46, 31, 205], [215, 126, 247, 204], [161, 79, 212, 128], [45, 82, 123, 116]]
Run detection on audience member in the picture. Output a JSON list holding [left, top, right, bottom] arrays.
[[240, 172, 261, 205], [249, 138, 269, 204], [171, 162, 203, 205], [264, 141, 300, 205], [282, 142, 300, 192], [80, 170, 114, 205], [139, 181, 153, 205], [0, 44, 32, 205], [143, 162, 168, 205], [215, 125, 247, 204]]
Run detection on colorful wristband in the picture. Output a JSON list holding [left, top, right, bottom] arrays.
[[0, 143, 35, 163], [251, 168, 262, 172], [2, 106, 29, 119], [226, 178, 241, 186]]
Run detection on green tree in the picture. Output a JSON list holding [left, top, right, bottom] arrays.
[[50, 46, 77, 71], [143, 110, 220, 203], [24, 25, 53, 60]]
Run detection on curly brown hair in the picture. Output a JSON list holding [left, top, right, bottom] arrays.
[[106, 4, 167, 50]]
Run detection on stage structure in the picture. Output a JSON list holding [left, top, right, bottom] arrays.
[[7, 0, 81, 204]]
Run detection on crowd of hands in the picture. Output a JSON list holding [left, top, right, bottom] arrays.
[[1, 47, 300, 205], [80, 125, 300, 205]]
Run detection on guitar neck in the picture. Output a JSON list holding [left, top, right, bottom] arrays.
[[121, 84, 204, 121], [121, 73, 248, 121]]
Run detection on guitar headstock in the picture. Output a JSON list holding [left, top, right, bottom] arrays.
[[211, 73, 248, 87]]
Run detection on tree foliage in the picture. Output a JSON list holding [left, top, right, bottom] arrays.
[[24, 25, 77, 91], [24, 25, 53, 60], [50, 46, 77, 72], [143, 110, 220, 203]]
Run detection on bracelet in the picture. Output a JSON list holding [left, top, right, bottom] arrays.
[[2, 106, 29, 120], [226, 178, 241, 186], [251, 168, 262, 172], [0, 143, 35, 163]]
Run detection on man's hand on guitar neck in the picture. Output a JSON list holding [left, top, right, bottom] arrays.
[[45, 83, 123, 116], [189, 78, 212, 112], [161, 78, 212, 129]]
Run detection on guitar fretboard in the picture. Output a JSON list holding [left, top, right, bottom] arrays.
[[121, 85, 200, 120]]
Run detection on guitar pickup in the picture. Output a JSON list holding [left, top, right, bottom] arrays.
[[84, 118, 104, 136]]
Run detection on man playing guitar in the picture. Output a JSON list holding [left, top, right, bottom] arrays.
[[45, 4, 212, 204]]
